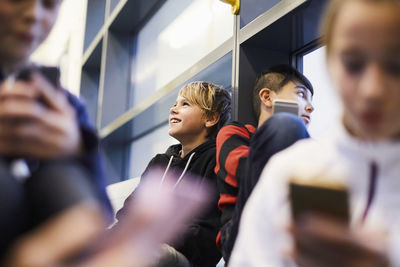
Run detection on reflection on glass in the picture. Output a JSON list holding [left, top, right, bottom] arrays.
[[129, 124, 177, 178], [303, 46, 342, 139], [131, 0, 233, 107]]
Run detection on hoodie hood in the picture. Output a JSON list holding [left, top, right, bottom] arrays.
[[165, 138, 216, 161], [141, 138, 216, 186]]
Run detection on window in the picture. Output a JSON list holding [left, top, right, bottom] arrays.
[[131, 0, 233, 106], [129, 123, 176, 178], [302, 46, 342, 139]]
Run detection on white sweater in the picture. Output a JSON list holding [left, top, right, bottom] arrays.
[[230, 124, 400, 266]]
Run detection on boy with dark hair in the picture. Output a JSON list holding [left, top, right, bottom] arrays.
[[216, 64, 314, 262], [117, 81, 231, 267]]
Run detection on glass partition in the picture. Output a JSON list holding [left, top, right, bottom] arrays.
[[131, 0, 233, 106], [303, 46, 342, 139], [129, 123, 176, 178]]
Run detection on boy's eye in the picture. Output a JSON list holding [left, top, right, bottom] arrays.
[[42, 0, 61, 9], [296, 90, 305, 98], [183, 101, 190, 106], [341, 54, 366, 75], [383, 60, 400, 76]]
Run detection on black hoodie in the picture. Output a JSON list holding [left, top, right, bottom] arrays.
[[116, 139, 221, 267]]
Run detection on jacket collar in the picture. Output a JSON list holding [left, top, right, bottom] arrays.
[[334, 121, 400, 168], [165, 138, 216, 160]]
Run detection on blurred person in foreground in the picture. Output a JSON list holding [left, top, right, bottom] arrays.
[[230, 0, 400, 266], [0, 1, 211, 266], [0, 0, 112, 263], [5, 169, 211, 267]]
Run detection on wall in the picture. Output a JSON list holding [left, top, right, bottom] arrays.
[[30, 0, 87, 96]]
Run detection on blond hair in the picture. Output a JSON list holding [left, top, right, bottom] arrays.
[[179, 81, 231, 137], [321, 0, 400, 54]]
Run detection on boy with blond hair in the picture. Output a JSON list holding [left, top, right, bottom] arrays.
[[117, 81, 231, 267]]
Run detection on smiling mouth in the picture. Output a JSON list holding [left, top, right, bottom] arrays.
[[301, 115, 310, 124], [170, 118, 181, 124], [361, 112, 383, 125], [16, 33, 35, 44]]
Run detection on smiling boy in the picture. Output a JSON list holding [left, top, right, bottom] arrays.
[[117, 81, 231, 267]]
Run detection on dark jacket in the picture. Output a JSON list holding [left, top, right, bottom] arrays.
[[64, 88, 113, 218], [216, 115, 309, 263], [117, 139, 221, 267]]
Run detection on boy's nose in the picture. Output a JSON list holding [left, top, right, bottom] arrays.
[[22, 1, 45, 24], [360, 64, 385, 103], [305, 103, 314, 114], [170, 106, 178, 114]]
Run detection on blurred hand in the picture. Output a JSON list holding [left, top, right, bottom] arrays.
[[3, 200, 105, 267], [291, 214, 389, 267], [75, 169, 211, 267], [2, 166, 210, 267], [0, 72, 82, 159]]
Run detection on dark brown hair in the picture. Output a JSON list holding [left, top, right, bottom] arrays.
[[320, 0, 400, 54], [252, 65, 313, 119]]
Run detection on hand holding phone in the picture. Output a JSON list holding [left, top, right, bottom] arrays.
[[0, 66, 82, 158], [16, 66, 60, 89], [289, 179, 390, 266]]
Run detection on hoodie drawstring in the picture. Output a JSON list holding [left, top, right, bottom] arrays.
[[159, 152, 196, 188], [159, 155, 174, 187], [173, 152, 195, 189], [360, 161, 378, 224]]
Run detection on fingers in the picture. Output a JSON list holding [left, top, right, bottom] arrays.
[[76, 170, 210, 267], [102, 170, 210, 251], [294, 214, 349, 243], [0, 97, 46, 123], [0, 79, 40, 99], [4, 201, 104, 267], [293, 214, 389, 267], [29, 72, 70, 113], [0, 73, 82, 158], [0, 72, 70, 113], [0, 108, 81, 158], [0, 73, 73, 122], [0, 124, 53, 158], [0, 126, 79, 158]]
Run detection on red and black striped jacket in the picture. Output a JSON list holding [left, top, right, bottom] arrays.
[[214, 121, 256, 247]]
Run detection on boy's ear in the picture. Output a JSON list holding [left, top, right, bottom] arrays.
[[205, 114, 219, 128], [259, 88, 274, 109]]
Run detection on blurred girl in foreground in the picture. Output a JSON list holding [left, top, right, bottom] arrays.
[[230, 0, 400, 266]]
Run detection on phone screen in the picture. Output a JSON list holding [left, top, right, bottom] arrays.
[[17, 66, 60, 88], [273, 100, 299, 115]]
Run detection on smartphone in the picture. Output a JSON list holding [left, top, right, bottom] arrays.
[[16, 66, 60, 89], [289, 178, 349, 223], [273, 100, 299, 115], [14, 66, 61, 108]]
